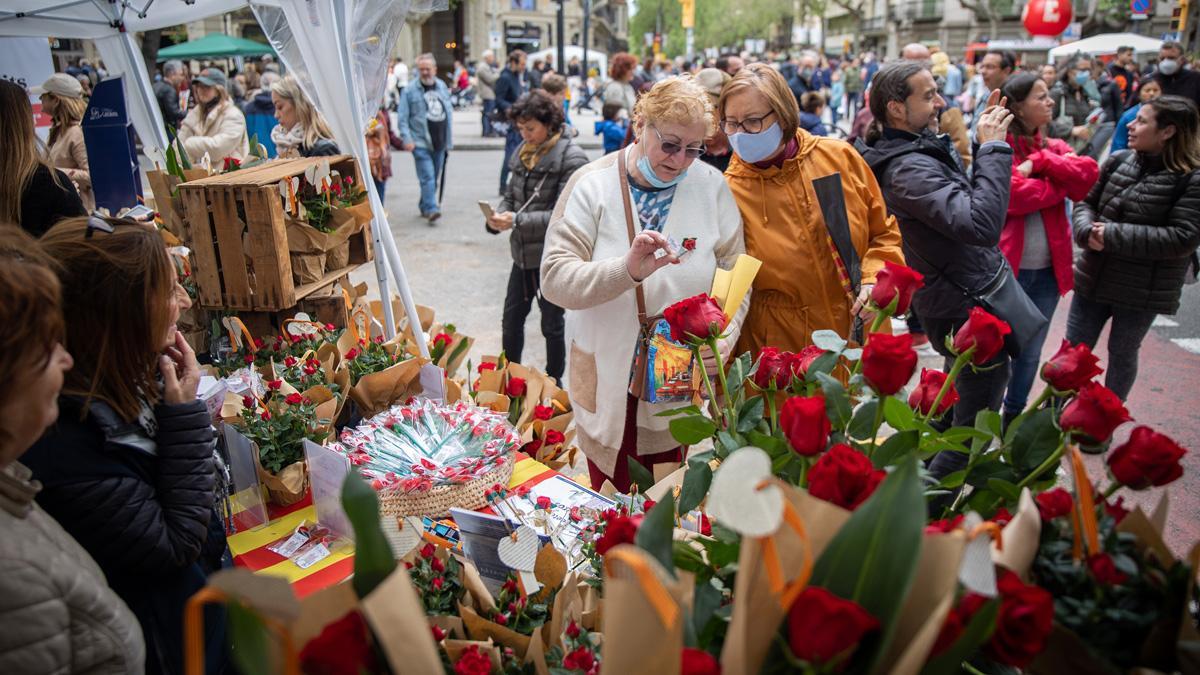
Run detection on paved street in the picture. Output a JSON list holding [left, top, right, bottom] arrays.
[[360, 104, 1200, 555]]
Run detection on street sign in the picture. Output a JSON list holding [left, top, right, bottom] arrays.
[[1130, 0, 1151, 15]]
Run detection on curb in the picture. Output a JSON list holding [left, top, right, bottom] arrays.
[[451, 140, 603, 151]]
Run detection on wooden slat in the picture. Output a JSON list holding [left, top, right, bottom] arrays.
[[244, 186, 293, 310], [178, 187, 223, 308], [211, 188, 254, 310]]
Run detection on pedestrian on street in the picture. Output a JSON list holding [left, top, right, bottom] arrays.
[[487, 91, 588, 384], [856, 61, 1015, 480], [476, 50, 501, 137], [242, 70, 280, 156], [970, 50, 1015, 129], [0, 81, 84, 238], [1107, 45, 1140, 110], [367, 108, 401, 202], [1066, 95, 1200, 402], [1049, 55, 1099, 154], [696, 67, 733, 172], [495, 49, 528, 195], [177, 67, 249, 165], [999, 73, 1099, 427], [843, 58, 863, 119], [35, 73, 94, 212], [397, 53, 453, 223], [1111, 78, 1162, 152], [541, 76, 748, 493], [602, 53, 639, 117], [1152, 41, 1200, 109], [721, 63, 903, 357], [154, 59, 187, 132], [270, 75, 340, 159]]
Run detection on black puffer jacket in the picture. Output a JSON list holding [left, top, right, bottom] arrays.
[[1073, 150, 1200, 314], [857, 128, 1014, 320], [490, 135, 589, 269], [22, 396, 226, 675]]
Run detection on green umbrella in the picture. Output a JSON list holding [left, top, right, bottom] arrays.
[[156, 33, 274, 61]]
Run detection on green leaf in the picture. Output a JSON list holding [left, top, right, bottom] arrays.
[[848, 399, 880, 441], [938, 470, 967, 489], [656, 405, 704, 417], [811, 329, 847, 352], [737, 396, 765, 433], [670, 415, 718, 445], [987, 477, 1022, 502], [805, 351, 841, 382], [1008, 407, 1061, 472], [816, 372, 852, 428], [873, 430, 919, 468], [841, 347, 863, 361], [727, 352, 752, 395], [810, 456, 925, 674], [883, 396, 917, 431], [342, 472, 397, 599], [964, 461, 1019, 489], [919, 599, 999, 675], [679, 460, 713, 513], [226, 601, 275, 675], [746, 429, 789, 457], [635, 492, 677, 578], [692, 577, 723, 648], [627, 456, 656, 492]]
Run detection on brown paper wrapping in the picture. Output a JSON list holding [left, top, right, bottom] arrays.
[[286, 209, 357, 285], [547, 572, 583, 650], [459, 603, 541, 658], [254, 455, 308, 507], [599, 545, 687, 675], [459, 558, 498, 612], [885, 532, 968, 675], [349, 358, 426, 419], [360, 564, 444, 673], [992, 488, 1042, 580], [430, 615, 466, 640]]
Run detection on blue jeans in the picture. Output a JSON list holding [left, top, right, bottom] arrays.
[[499, 127, 522, 194], [412, 146, 446, 215], [373, 178, 386, 204], [482, 98, 496, 135], [1003, 267, 1061, 413], [1065, 292, 1157, 401]]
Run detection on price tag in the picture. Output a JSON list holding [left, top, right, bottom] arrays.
[[270, 530, 310, 558], [294, 542, 331, 569]]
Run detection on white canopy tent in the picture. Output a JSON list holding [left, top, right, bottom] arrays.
[[525, 45, 608, 78], [0, 0, 441, 353], [1049, 33, 1164, 61]]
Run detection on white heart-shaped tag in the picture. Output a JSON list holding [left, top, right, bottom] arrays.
[[381, 515, 424, 559], [707, 446, 784, 538], [958, 512, 998, 597], [221, 317, 245, 349], [496, 525, 540, 571], [304, 164, 318, 186], [286, 312, 318, 337], [518, 570, 543, 596], [318, 159, 331, 183]]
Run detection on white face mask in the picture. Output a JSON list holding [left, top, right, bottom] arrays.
[[1159, 59, 1181, 76]]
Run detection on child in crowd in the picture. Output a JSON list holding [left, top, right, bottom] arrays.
[[594, 101, 628, 154], [800, 91, 829, 137]]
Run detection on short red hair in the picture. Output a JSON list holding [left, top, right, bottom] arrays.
[[609, 52, 638, 82]]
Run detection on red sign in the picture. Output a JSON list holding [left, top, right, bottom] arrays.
[[1023, 0, 1074, 36]]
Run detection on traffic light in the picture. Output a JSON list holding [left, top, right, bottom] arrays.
[[679, 0, 695, 29], [1171, 0, 1189, 34]]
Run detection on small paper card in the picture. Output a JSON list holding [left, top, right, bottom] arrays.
[[419, 363, 447, 402], [294, 542, 331, 569], [304, 439, 353, 541], [452, 508, 519, 596]]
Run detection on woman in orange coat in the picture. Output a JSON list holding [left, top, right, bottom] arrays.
[[719, 64, 903, 355]]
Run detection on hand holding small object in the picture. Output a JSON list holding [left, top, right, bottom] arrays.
[[161, 330, 201, 404]]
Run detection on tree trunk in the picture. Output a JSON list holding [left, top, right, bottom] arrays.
[[140, 29, 162, 71], [988, 16, 999, 41]]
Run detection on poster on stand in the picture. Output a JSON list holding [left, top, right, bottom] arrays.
[[0, 37, 54, 140]]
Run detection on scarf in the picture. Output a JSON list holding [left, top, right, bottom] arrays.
[[519, 132, 562, 170], [272, 123, 306, 159]]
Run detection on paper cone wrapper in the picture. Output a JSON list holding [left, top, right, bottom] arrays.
[[254, 455, 308, 507], [349, 358, 426, 418], [459, 603, 541, 658], [599, 545, 686, 675], [992, 488, 1042, 580], [360, 565, 444, 672], [430, 615, 466, 640], [885, 531, 967, 674]]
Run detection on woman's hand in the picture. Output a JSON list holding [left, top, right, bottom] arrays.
[[625, 230, 679, 282], [1071, 125, 1091, 140], [161, 330, 201, 405], [851, 284, 877, 323], [488, 211, 515, 231], [1016, 160, 1034, 177], [1088, 222, 1105, 251]]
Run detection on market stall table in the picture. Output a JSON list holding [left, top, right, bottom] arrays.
[[227, 454, 561, 597]]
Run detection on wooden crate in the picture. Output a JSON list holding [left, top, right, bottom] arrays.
[[178, 155, 374, 312]]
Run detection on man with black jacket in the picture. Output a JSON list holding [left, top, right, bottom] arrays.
[[153, 60, 186, 131], [495, 49, 528, 194], [856, 61, 1015, 480]]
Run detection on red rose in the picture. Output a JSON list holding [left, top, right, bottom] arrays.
[[595, 515, 639, 556], [253, 337, 265, 350], [1105, 496, 1130, 524], [536, 496, 553, 510], [789, 345, 827, 381], [534, 404, 555, 420], [808, 444, 886, 510], [980, 569, 1054, 667], [1087, 552, 1129, 586], [260, 410, 271, 421], [284, 356, 297, 367], [242, 395, 255, 409], [1035, 487, 1074, 521], [544, 429, 566, 446], [862, 332, 918, 396], [753, 346, 793, 390], [699, 513, 712, 536], [663, 293, 728, 343], [299, 610, 377, 675], [303, 365, 318, 376], [267, 379, 283, 391], [565, 621, 581, 639], [324, 323, 336, 332], [431, 625, 447, 642], [928, 598, 969, 659], [642, 499, 656, 512], [952, 307, 1012, 365], [562, 646, 595, 671], [924, 514, 964, 534], [420, 543, 436, 559], [990, 506, 1014, 526], [780, 395, 831, 456], [681, 647, 721, 675], [908, 368, 959, 417], [478, 362, 497, 373], [681, 237, 698, 251], [870, 261, 924, 315], [786, 586, 880, 667], [1107, 425, 1187, 490], [285, 392, 304, 406], [433, 332, 453, 349], [454, 645, 492, 675], [1040, 339, 1103, 392], [507, 377, 527, 398], [344, 347, 360, 360], [430, 557, 445, 573], [431, 577, 444, 590], [1059, 382, 1131, 442], [492, 611, 508, 626], [243, 353, 255, 365]]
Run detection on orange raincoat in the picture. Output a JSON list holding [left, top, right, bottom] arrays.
[[725, 130, 904, 356]]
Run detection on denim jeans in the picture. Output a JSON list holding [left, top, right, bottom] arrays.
[[372, 178, 386, 205], [1065, 292, 1157, 400], [482, 98, 496, 135], [502, 265, 566, 381], [412, 146, 446, 216], [1003, 267, 1061, 413], [499, 127, 522, 194]]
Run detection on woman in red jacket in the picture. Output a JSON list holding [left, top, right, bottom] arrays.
[[999, 73, 1099, 425]]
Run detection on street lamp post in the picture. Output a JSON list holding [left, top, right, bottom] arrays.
[[557, 0, 566, 73], [582, 0, 591, 79]]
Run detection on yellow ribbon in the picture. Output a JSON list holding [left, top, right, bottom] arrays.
[[756, 480, 813, 609], [604, 548, 679, 630]]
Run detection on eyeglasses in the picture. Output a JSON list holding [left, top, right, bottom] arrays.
[[85, 213, 115, 239], [720, 111, 776, 135], [650, 125, 706, 159]]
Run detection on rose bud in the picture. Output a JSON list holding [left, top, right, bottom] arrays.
[[908, 368, 959, 417], [1040, 339, 1103, 392], [786, 586, 879, 667], [870, 261, 924, 315], [861, 332, 917, 396], [663, 293, 728, 343], [952, 307, 1012, 365], [780, 394, 831, 456], [1107, 425, 1186, 490], [807, 444, 886, 510], [752, 346, 793, 390], [1034, 487, 1073, 520], [1059, 382, 1131, 443]]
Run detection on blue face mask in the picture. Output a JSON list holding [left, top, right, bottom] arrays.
[[728, 122, 784, 164], [636, 152, 688, 188], [1074, 71, 1091, 86]]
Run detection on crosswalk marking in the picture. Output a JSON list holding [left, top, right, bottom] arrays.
[[1152, 316, 1179, 327], [1171, 338, 1200, 354]]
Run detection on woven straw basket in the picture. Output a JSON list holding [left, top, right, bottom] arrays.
[[377, 451, 515, 518]]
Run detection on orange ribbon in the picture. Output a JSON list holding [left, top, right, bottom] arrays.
[[1069, 445, 1100, 559], [604, 548, 679, 630], [756, 480, 813, 609], [968, 521, 1004, 552], [225, 317, 256, 354], [185, 587, 298, 675], [349, 306, 371, 345]]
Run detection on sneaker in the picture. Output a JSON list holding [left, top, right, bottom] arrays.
[[426, 211, 441, 224]]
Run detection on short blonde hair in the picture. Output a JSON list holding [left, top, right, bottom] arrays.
[[718, 63, 800, 141], [271, 75, 335, 149], [632, 75, 714, 135]]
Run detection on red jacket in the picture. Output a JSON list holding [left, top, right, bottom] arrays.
[[1000, 134, 1098, 295]]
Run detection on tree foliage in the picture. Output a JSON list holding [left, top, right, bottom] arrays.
[[629, 0, 819, 58]]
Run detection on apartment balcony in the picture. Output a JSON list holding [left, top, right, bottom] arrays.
[[898, 0, 945, 22]]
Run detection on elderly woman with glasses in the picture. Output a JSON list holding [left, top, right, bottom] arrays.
[[542, 75, 748, 492], [720, 63, 903, 355]]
